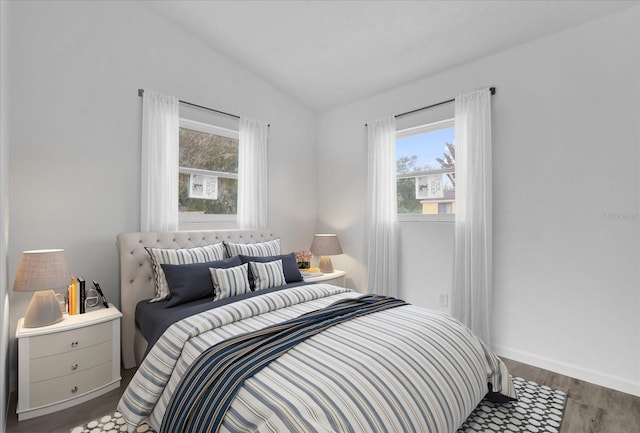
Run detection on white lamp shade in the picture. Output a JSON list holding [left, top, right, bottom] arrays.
[[309, 234, 343, 256], [13, 249, 70, 292]]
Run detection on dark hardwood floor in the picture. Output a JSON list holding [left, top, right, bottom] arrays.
[[5, 359, 639, 433]]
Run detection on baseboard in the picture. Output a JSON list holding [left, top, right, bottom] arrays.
[[493, 344, 640, 397]]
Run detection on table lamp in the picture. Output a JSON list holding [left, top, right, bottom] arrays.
[[13, 249, 70, 328], [310, 234, 343, 273]]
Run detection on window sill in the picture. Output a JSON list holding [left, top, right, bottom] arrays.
[[179, 214, 237, 230], [398, 214, 454, 223]]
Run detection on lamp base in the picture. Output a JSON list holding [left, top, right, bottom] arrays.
[[318, 256, 334, 274], [23, 290, 64, 328]]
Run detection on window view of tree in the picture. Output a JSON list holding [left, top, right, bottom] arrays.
[[179, 127, 238, 215], [396, 121, 455, 215], [397, 156, 433, 213], [436, 142, 455, 187]]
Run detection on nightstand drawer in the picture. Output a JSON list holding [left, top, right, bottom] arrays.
[[29, 321, 111, 358], [29, 361, 112, 408], [318, 275, 345, 287], [30, 340, 112, 382]]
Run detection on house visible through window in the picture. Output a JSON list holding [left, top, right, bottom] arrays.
[[396, 118, 455, 216], [179, 118, 239, 227]]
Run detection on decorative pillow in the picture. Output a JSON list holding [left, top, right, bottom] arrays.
[[239, 252, 303, 285], [224, 238, 280, 258], [248, 260, 287, 291], [146, 243, 226, 302], [161, 256, 242, 308], [209, 263, 252, 300]]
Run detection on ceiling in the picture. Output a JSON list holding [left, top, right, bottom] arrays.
[[146, 0, 638, 113]]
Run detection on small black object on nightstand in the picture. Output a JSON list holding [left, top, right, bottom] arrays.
[[92, 280, 110, 308]]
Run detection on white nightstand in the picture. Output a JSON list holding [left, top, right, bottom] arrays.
[[302, 269, 347, 287], [15, 305, 122, 420]]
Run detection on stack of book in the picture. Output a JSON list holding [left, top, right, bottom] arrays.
[[300, 267, 323, 279], [67, 276, 86, 315]]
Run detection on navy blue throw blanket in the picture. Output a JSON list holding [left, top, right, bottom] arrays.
[[160, 295, 408, 433]]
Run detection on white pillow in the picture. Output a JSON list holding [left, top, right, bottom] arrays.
[[249, 260, 287, 291], [146, 243, 226, 302], [224, 238, 280, 257], [209, 263, 252, 300]]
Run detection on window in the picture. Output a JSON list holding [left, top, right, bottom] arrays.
[[178, 118, 239, 228], [396, 118, 455, 220]]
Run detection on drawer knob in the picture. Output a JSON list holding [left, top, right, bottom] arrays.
[[71, 386, 78, 393], [71, 341, 79, 348], [71, 363, 78, 371]]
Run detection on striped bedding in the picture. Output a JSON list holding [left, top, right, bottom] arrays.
[[118, 284, 516, 433]]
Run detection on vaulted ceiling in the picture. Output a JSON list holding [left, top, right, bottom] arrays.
[[146, 0, 638, 112]]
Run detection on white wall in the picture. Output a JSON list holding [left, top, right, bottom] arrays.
[[1, 0, 9, 429], [318, 6, 640, 395], [5, 1, 318, 391]]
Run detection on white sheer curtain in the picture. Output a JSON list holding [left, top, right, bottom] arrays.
[[452, 88, 493, 345], [366, 116, 398, 297], [141, 90, 179, 232], [238, 117, 268, 229]]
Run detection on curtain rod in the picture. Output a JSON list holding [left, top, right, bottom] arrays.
[[137, 89, 270, 127], [365, 87, 496, 127]]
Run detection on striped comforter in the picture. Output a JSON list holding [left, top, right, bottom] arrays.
[[118, 284, 516, 433]]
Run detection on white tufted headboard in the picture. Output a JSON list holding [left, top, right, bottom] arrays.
[[117, 229, 279, 369]]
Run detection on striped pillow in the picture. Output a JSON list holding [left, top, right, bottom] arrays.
[[146, 243, 226, 302], [224, 239, 280, 257], [249, 260, 287, 291], [209, 264, 252, 300]]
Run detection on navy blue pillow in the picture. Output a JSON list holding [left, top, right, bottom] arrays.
[[161, 256, 242, 307], [239, 252, 303, 287]]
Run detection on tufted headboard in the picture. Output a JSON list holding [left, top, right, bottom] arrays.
[[116, 229, 279, 369]]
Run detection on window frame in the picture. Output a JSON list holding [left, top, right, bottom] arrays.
[[396, 118, 455, 223], [178, 118, 239, 230]]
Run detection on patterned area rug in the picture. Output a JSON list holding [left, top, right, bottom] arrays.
[[457, 376, 566, 432], [71, 376, 566, 433]]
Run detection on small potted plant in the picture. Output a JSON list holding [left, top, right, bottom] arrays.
[[295, 250, 313, 269]]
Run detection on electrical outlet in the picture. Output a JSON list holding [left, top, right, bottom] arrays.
[[439, 293, 449, 307]]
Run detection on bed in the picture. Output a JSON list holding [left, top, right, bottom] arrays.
[[116, 229, 516, 433]]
